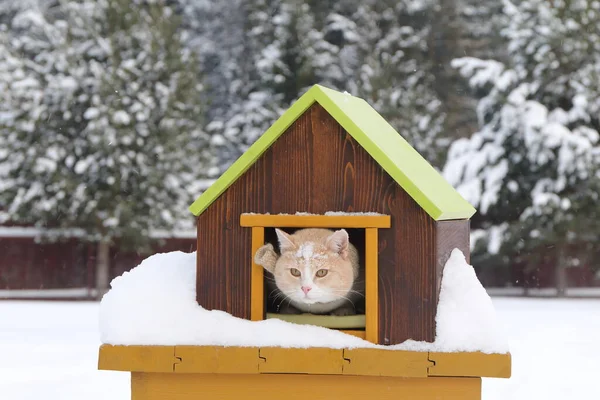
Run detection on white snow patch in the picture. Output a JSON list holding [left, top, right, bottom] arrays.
[[425, 249, 509, 353], [84, 108, 100, 120], [100, 251, 371, 348], [112, 111, 131, 125], [0, 288, 97, 299], [324, 211, 385, 216], [0, 226, 86, 238], [99, 249, 508, 354], [240, 211, 385, 217], [4, 299, 600, 400], [296, 243, 315, 260]]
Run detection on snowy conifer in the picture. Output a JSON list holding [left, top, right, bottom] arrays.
[[357, 0, 446, 166], [444, 0, 600, 289], [0, 0, 213, 295]]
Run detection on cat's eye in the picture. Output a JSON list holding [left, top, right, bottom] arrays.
[[315, 269, 328, 278], [290, 268, 301, 277]]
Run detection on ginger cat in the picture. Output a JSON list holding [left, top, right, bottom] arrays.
[[254, 228, 364, 316]]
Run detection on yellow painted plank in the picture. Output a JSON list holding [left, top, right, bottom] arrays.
[[365, 227, 379, 343], [100, 345, 510, 381], [428, 352, 512, 378], [98, 344, 176, 373], [174, 346, 258, 374], [340, 330, 366, 339], [343, 348, 432, 377], [132, 373, 482, 400], [251, 227, 265, 321], [259, 347, 344, 375], [240, 214, 391, 228]]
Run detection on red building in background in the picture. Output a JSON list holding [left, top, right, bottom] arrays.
[[2, 226, 598, 299], [0, 226, 196, 300]]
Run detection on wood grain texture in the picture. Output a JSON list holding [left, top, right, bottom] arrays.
[[428, 352, 511, 378], [259, 347, 344, 375], [343, 348, 432, 377], [435, 220, 470, 300], [196, 103, 440, 344], [100, 345, 509, 380], [98, 344, 176, 373], [174, 346, 258, 374], [131, 373, 482, 400]]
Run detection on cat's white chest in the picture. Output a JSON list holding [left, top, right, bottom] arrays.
[[290, 297, 348, 314]]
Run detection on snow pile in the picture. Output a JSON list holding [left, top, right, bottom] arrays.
[[99, 251, 371, 348], [100, 249, 508, 353], [428, 249, 509, 353]]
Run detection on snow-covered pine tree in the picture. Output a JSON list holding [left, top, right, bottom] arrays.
[[444, 0, 600, 292], [302, 0, 364, 92], [205, 0, 326, 171], [429, 0, 506, 145], [357, 0, 446, 167], [204, 0, 447, 170], [199, 0, 283, 170], [0, 0, 213, 296], [174, 0, 244, 123]]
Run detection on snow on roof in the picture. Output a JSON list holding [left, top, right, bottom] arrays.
[[99, 248, 508, 354]]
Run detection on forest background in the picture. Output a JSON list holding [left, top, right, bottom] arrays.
[[1, 0, 599, 295]]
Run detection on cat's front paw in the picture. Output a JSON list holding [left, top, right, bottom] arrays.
[[330, 305, 356, 316]]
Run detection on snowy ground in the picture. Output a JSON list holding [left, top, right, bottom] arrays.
[[1, 298, 599, 400]]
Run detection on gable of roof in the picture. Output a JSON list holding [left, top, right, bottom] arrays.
[[189, 85, 476, 221]]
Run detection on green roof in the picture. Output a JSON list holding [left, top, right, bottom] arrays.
[[189, 84, 476, 221]]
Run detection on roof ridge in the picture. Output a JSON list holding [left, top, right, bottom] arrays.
[[189, 84, 475, 220]]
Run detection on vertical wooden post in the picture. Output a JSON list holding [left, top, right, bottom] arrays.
[[365, 228, 379, 343], [251, 227, 265, 321]]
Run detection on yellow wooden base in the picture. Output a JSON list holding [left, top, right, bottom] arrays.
[[429, 351, 512, 378], [131, 372, 481, 400], [99, 344, 511, 378]]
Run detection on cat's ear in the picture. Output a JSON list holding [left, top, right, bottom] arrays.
[[254, 243, 278, 273], [326, 229, 349, 259], [275, 229, 297, 253]]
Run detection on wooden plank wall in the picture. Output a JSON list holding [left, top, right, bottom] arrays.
[[196, 103, 469, 344], [435, 220, 470, 299]]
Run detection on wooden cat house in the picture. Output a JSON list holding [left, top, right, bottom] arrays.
[[189, 85, 476, 345], [98, 85, 510, 400]]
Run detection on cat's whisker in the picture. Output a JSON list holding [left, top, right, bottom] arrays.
[[328, 289, 365, 298], [344, 290, 366, 298], [271, 292, 283, 300], [270, 290, 286, 300], [334, 295, 357, 310], [279, 294, 295, 309]]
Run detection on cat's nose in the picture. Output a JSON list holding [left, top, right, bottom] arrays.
[[301, 286, 312, 295]]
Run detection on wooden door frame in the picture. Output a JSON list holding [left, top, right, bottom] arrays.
[[241, 213, 390, 343]]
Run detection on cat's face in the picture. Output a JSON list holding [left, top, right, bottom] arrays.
[[272, 229, 355, 305]]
